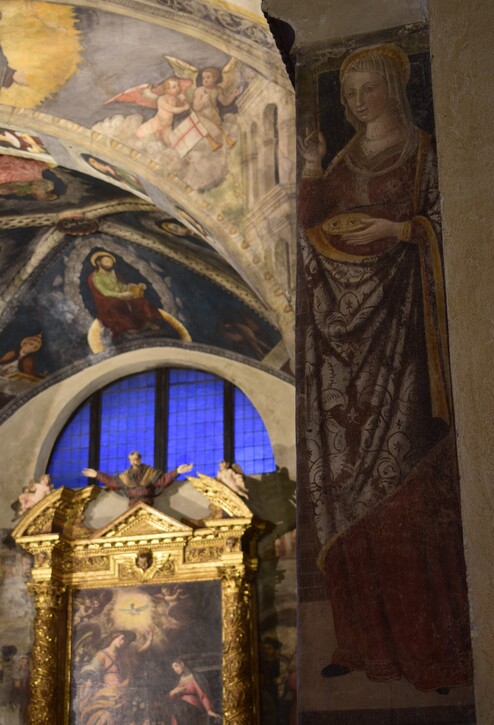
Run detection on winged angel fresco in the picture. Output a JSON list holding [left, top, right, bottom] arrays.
[[101, 56, 246, 160]]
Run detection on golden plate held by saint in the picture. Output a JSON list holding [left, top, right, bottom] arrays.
[[321, 213, 371, 235]]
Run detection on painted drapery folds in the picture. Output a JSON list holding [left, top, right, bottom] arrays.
[[297, 39, 473, 696]]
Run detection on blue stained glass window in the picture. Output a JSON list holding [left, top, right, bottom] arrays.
[[167, 369, 224, 477], [99, 371, 156, 475], [48, 401, 90, 488], [48, 368, 277, 491], [234, 388, 275, 474]]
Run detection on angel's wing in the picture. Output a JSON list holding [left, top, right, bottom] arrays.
[[221, 57, 242, 92], [105, 83, 159, 109], [231, 463, 244, 475], [222, 57, 239, 76], [164, 55, 198, 83]]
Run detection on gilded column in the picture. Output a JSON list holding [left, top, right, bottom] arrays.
[[28, 581, 66, 724], [221, 565, 259, 725]]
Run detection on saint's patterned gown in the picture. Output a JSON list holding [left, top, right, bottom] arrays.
[[299, 126, 472, 690]]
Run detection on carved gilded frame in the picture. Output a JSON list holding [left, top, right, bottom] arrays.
[[12, 474, 262, 725]]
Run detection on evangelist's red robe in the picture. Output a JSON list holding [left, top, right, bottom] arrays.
[[88, 272, 162, 337]]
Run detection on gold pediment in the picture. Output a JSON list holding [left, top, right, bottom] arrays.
[[187, 473, 253, 518], [95, 501, 194, 538]]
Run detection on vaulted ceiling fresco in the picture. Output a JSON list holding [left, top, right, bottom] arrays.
[[0, 0, 296, 418]]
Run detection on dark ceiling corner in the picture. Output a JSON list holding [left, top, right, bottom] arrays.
[[263, 13, 296, 88]]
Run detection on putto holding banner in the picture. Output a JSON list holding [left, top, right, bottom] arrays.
[[105, 56, 245, 158]]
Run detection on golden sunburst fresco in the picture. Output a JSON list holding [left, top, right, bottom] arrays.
[[0, 0, 82, 108]]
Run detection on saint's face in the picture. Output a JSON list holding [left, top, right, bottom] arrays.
[[20, 336, 41, 356], [128, 453, 141, 467], [98, 255, 115, 271], [113, 634, 126, 649], [172, 661, 184, 675], [342, 71, 389, 124]]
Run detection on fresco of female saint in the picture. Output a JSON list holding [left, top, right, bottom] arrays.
[[168, 659, 221, 724], [298, 44, 472, 693]]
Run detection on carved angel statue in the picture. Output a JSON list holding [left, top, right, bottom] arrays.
[[106, 55, 246, 157], [11, 473, 54, 520], [216, 460, 249, 499]]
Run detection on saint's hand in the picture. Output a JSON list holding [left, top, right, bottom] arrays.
[[177, 463, 194, 474], [342, 218, 402, 246], [208, 712, 221, 721], [299, 128, 327, 167], [169, 685, 187, 697], [82, 468, 97, 478], [13, 70, 29, 87]]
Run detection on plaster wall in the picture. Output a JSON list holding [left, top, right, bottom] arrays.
[[0, 348, 295, 530], [263, 0, 427, 46], [429, 3, 494, 722]]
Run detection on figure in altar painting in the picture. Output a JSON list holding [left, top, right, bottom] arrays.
[[299, 43, 472, 692], [76, 630, 138, 724], [168, 659, 221, 724], [82, 450, 193, 507]]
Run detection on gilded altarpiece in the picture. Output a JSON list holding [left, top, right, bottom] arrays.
[[12, 475, 262, 724]]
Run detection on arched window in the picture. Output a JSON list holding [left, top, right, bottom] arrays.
[[250, 121, 260, 204], [48, 368, 276, 488], [263, 103, 280, 192]]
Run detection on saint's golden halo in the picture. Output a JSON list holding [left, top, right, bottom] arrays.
[[90, 251, 116, 267], [340, 43, 410, 84]]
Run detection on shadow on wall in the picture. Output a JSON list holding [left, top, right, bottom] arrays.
[[0, 530, 33, 725], [250, 468, 297, 725]]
